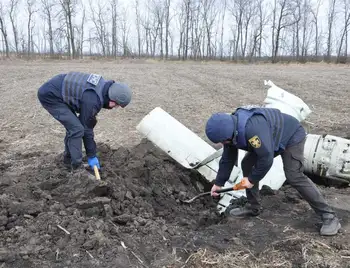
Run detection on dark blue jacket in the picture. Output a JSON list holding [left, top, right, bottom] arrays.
[[215, 108, 306, 186], [50, 74, 114, 157]]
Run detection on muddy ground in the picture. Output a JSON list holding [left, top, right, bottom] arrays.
[[0, 59, 350, 267]]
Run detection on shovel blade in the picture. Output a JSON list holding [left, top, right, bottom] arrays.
[[180, 191, 211, 204]]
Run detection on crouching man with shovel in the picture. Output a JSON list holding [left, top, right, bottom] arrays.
[[205, 106, 341, 236], [37, 72, 132, 174]]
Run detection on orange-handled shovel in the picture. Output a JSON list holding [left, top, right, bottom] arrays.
[[180, 181, 246, 204]]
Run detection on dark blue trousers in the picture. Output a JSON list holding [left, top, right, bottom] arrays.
[[241, 138, 335, 216], [37, 74, 84, 167]]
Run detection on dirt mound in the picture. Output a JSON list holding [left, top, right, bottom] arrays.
[[0, 139, 349, 268], [0, 139, 220, 267]]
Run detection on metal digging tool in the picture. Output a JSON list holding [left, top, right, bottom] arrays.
[[188, 148, 223, 168], [180, 182, 244, 204]]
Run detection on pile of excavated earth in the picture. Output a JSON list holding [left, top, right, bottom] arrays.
[[0, 138, 349, 268]]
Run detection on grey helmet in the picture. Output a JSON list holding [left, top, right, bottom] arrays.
[[108, 82, 132, 108]]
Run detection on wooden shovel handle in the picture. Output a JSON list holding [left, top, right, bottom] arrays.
[[93, 165, 101, 180]]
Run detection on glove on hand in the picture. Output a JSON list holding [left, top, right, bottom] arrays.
[[88, 156, 100, 169], [210, 184, 222, 197]]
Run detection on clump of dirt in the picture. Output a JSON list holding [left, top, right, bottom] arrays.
[[0, 139, 349, 268]]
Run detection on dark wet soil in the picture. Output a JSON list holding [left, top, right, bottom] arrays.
[[0, 139, 349, 268]]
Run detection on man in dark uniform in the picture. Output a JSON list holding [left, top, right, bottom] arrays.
[[37, 72, 132, 171], [205, 106, 341, 236]]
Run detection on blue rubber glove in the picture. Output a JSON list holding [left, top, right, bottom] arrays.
[[88, 156, 100, 169]]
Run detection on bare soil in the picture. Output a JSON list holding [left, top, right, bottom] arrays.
[[0, 59, 350, 267]]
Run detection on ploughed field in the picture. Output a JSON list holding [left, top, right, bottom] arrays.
[[0, 59, 349, 267]]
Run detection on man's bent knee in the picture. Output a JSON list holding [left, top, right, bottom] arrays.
[[69, 125, 84, 139]]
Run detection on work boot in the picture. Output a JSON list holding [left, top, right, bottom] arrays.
[[71, 163, 97, 180], [54, 152, 71, 168], [320, 213, 341, 236], [63, 154, 71, 168], [229, 204, 261, 217], [71, 162, 85, 171]]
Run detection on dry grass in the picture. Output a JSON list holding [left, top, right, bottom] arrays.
[[181, 235, 348, 268]]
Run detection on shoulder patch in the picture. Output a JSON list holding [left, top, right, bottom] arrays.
[[248, 135, 261, 148], [87, 73, 102, 86]]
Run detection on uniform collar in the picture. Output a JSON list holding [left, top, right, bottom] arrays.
[[102, 80, 115, 109]]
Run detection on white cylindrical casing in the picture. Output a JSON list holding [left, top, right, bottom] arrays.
[[136, 106, 217, 169]]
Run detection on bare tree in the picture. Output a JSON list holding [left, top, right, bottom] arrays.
[[271, 0, 297, 63], [110, 0, 118, 57], [344, 0, 350, 59], [202, 0, 218, 59], [120, 5, 131, 56], [228, 0, 261, 60], [228, 0, 245, 60], [30, 11, 37, 54], [169, 27, 174, 57], [41, 22, 46, 53], [249, 0, 268, 61], [300, 0, 313, 61], [184, 0, 191, 60], [60, 0, 77, 58], [164, 0, 171, 59], [311, 0, 322, 57], [257, 0, 270, 58], [26, 0, 37, 57], [53, 27, 66, 55], [219, 0, 227, 60], [9, 0, 19, 54], [151, 0, 165, 58], [75, 2, 85, 58], [145, 0, 165, 58], [177, 1, 185, 59], [0, 2, 10, 57], [1, 0, 349, 62], [291, 0, 302, 59], [242, 0, 258, 59], [140, 5, 152, 57], [89, 0, 109, 56], [337, 0, 350, 62], [42, 0, 56, 57], [190, 0, 202, 60], [135, 0, 142, 57], [327, 0, 337, 61]]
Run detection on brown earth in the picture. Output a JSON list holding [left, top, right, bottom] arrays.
[[0, 59, 350, 267]]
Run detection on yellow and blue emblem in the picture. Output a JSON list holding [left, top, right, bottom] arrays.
[[248, 135, 261, 148]]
